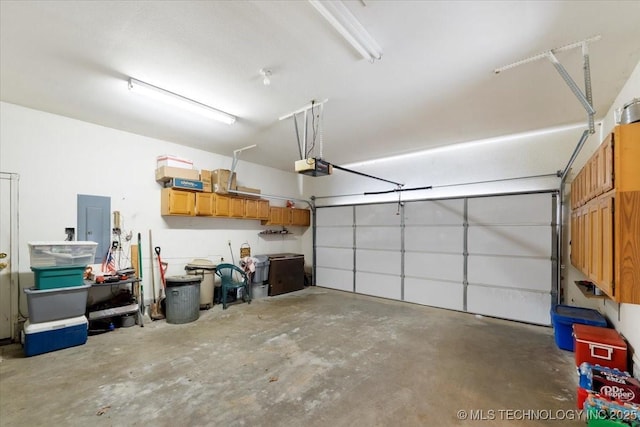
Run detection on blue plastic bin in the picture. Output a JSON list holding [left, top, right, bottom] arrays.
[[551, 305, 607, 351]]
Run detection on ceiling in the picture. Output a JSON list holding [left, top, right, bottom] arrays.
[[1, 1, 639, 171]]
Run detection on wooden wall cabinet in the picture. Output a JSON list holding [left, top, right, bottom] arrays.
[[245, 199, 269, 220], [195, 193, 214, 216], [228, 197, 245, 218], [570, 123, 640, 304], [161, 188, 195, 216], [261, 207, 311, 227], [162, 189, 271, 221]]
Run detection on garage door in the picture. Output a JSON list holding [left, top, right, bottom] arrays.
[[315, 192, 556, 325]]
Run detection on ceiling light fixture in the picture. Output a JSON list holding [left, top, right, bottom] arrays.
[[259, 68, 272, 86], [308, 0, 382, 62], [128, 78, 236, 125]]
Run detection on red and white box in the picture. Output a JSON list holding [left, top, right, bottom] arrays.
[[157, 155, 194, 169], [573, 324, 627, 371]]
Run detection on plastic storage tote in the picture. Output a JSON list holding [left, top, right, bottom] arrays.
[[24, 284, 90, 323], [573, 324, 628, 370], [28, 241, 98, 267], [551, 305, 607, 351], [165, 276, 201, 324], [31, 265, 86, 289], [22, 315, 88, 357]]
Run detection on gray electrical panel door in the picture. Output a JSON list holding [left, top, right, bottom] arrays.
[[77, 194, 110, 264]]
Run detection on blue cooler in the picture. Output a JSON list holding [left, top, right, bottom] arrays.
[[551, 305, 607, 351], [22, 315, 88, 357]]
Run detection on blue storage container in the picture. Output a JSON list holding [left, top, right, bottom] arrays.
[[22, 316, 88, 357], [551, 305, 607, 351]]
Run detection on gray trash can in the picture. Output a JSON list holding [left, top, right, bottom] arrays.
[[252, 255, 270, 283], [165, 275, 201, 324]]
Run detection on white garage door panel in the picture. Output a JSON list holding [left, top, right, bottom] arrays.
[[468, 226, 551, 257], [356, 249, 401, 275], [468, 255, 550, 291], [356, 227, 401, 250], [316, 267, 353, 292], [467, 285, 551, 325], [404, 278, 464, 311], [355, 272, 401, 300], [316, 247, 353, 271], [404, 199, 465, 225], [405, 226, 463, 253], [468, 193, 552, 225], [316, 206, 353, 226], [316, 226, 353, 248], [356, 204, 400, 225], [405, 252, 463, 281]]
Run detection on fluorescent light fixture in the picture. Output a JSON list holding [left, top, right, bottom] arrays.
[[128, 78, 236, 125], [309, 0, 382, 62]]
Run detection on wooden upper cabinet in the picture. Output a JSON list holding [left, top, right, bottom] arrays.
[[257, 200, 270, 220], [261, 206, 311, 227], [228, 197, 245, 218], [571, 122, 640, 304], [195, 193, 214, 216], [161, 188, 194, 216], [291, 208, 311, 226], [244, 199, 258, 219], [213, 194, 230, 217]]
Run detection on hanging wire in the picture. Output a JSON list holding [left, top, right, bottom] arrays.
[[318, 102, 324, 159], [293, 113, 303, 160]]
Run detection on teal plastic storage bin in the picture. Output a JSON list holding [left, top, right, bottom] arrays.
[[551, 305, 607, 351], [31, 265, 86, 289]]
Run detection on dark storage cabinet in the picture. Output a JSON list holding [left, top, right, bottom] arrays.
[[266, 253, 305, 296]]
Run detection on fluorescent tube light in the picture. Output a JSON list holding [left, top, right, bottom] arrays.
[[309, 0, 382, 62], [128, 78, 236, 125]]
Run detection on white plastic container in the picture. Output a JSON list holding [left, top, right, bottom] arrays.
[[28, 241, 98, 267]]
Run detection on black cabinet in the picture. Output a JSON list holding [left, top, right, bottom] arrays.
[[266, 253, 305, 296]]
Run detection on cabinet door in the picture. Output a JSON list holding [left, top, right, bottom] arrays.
[[214, 194, 230, 216], [229, 197, 245, 218], [291, 208, 311, 226], [257, 200, 269, 220], [591, 150, 602, 197], [601, 134, 613, 193], [161, 188, 194, 216], [195, 193, 214, 216], [270, 207, 284, 224], [588, 202, 600, 282], [599, 194, 614, 296], [244, 199, 258, 218]]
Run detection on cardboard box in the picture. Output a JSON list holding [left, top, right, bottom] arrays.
[[237, 186, 261, 198], [157, 155, 193, 169], [200, 170, 212, 192], [212, 169, 237, 194], [156, 166, 199, 182], [167, 178, 204, 192]]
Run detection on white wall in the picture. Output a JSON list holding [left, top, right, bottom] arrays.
[[0, 102, 313, 330], [563, 60, 640, 375]]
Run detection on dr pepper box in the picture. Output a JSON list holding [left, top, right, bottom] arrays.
[[578, 363, 640, 408]]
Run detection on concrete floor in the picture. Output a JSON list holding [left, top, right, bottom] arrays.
[[1, 287, 583, 426]]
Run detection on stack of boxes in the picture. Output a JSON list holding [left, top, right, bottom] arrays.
[[155, 154, 260, 196], [22, 241, 97, 357], [551, 305, 640, 425]]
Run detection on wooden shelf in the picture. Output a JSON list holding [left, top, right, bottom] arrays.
[[574, 281, 608, 300]]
